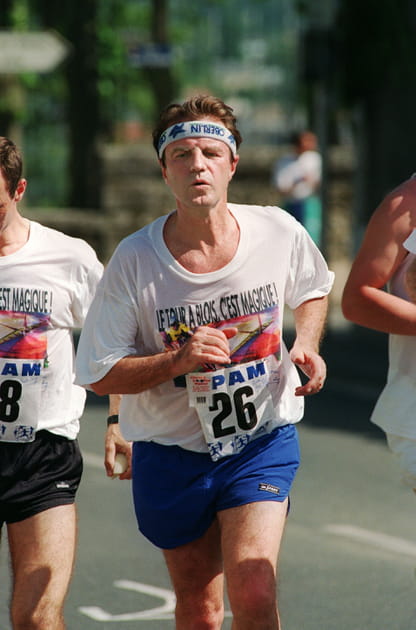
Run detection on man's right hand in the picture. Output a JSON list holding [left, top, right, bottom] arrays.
[[175, 326, 238, 372]]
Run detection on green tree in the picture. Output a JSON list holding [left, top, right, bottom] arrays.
[[30, 0, 102, 208], [28, 0, 175, 207], [142, 0, 176, 122], [0, 0, 26, 140]]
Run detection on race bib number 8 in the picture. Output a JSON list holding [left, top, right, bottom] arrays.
[[0, 359, 43, 442], [186, 359, 277, 461]]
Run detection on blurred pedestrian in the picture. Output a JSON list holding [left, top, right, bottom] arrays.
[[272, 130, 322, 245], [342, 175, 416, 493]]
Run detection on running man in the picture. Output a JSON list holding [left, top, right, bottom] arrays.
[[76, 94, 334, 629], [0, 136, 104, 629]]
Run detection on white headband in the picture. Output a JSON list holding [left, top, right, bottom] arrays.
[[157, 120, 237, 159]]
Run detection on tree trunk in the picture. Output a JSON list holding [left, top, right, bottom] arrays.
[[34, 0, 102, 209], [144, 0, 176, 122]]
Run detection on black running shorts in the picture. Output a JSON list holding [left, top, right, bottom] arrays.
[[0, 430, 83, 526]]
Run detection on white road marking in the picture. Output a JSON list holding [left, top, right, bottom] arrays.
[[324, 524, 416, 558], [79, 579, 232, 622], [79, 580, 176, 621]]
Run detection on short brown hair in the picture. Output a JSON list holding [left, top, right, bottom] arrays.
[[152, 94, 242, 163], [0, 137, 23, 197]]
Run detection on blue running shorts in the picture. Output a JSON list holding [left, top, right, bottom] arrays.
[[132, 423, 300, 549]]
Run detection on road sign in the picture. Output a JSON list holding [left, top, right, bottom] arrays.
[[0, 30, 71, 74], [128, 43, 173, 68]]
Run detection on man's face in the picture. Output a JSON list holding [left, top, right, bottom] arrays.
[[160, 120, 239, 213], [0, 172, 25, 232], [298, 132, 317, 153]]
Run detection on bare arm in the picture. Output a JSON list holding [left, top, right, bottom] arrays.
[[342, 179, 416, 335], [108, 393, 121, 416], [289, 296, 328, 396], [91, 325, 238, 396]]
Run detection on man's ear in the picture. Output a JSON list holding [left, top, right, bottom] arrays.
[[229, 155, 239, 181], [14, 178, 27, 202], [159, 160, 168, 183]]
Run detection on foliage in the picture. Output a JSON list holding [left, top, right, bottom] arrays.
[[0, 0, 304, 206]]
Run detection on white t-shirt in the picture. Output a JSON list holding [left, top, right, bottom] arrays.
[[0, 221, 103, 442], [76, 203, 334, 454], [272, 150, 322, 200], [403, 229, 416, 253], [371, 243, 416, 439]]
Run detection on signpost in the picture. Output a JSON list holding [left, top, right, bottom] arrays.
[[0, 30, 71, 74], [128, 43, 173, 68]]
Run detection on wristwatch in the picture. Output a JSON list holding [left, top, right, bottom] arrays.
[[107, 414, 119, 426]]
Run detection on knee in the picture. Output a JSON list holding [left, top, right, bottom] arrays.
[[11, 601, 64, 630], [228, 563, 278, 621], [231, 583, 277, 620], [175, 599, 224, 630]]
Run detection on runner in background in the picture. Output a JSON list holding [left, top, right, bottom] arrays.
[[342, 176, 416, 494], [0, 136, 105, 630]]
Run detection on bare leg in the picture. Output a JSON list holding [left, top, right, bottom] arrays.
[[8, 504, 77, 630], [163, 518, 225, 630], [219, 500, 288, 630]]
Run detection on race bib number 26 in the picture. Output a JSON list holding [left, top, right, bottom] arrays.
[[186, 359, 276, 461]]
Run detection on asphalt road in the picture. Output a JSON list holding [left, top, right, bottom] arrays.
[[1, 324, 416, 629]]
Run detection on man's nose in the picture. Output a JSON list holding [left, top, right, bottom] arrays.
[[189, 149, 205, 172]]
